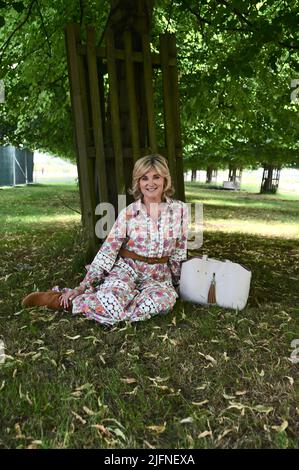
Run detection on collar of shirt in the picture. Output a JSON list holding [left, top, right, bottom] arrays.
[[134, 196, 173, 217]]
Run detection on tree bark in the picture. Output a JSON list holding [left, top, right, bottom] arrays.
[[206, 166, 212, 183], [260, 165, 280, 193], [228, 165, 237, 182], [228, 165, 242, 184], [105, 0, 155, 206]]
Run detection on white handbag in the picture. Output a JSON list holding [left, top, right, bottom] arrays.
[[179, 255, 252, 311]]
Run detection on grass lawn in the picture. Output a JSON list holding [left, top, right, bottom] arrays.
[[0, 183, 298, 449]]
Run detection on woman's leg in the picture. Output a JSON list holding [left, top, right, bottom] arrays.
[[125, 282, 178, 323], [72, 269, 139, 325]]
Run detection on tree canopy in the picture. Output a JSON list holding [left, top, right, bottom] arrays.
[[0, 0, 298, 169]]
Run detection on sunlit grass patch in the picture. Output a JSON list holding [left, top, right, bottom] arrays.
[[186, 183, 299, 240], [3, 213, 81, 230], [203, 219, 299, 239]]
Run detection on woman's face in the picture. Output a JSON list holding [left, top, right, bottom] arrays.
[[139, 168, 165, 202]]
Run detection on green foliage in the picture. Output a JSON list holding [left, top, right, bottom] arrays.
[[0, 0, 298, 168], [0, 0, 109, 160], [154, 0, 299, 170]]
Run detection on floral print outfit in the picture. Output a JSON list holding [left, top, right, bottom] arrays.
[[66, 197, 188, 325]]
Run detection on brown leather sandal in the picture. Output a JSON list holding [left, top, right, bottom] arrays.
[[22, 291, 68, 311]]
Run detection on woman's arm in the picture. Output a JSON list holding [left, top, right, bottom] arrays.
[[168, 202, 188, 287], [78, 207, 128, 290]]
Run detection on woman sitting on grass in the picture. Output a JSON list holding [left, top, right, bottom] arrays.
[[22, 154, 188, 325]]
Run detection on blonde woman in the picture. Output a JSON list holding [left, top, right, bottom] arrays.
[[22, 154, 188, 325]]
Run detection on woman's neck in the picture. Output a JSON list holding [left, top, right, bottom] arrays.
[[143, 196, 162, 207], [142, 196, 163, 219], [142, 194, 166, 206]]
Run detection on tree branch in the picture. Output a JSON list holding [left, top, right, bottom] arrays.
[[79, 0, 84, 26], [217, 0, 253, 27], [36, 0, 52, 57], [7, 30, 57, 70], [0, 0, 37, 64], [278, 41, 299, 50], [185, 4, 254, 33], [186, 5, 212, 26], [165, 0, 175, 33]]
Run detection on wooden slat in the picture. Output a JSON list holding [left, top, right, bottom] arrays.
[[65, 27, 84, 218], [65, 23, 97, 255], [78, 45, 176, 66], [142, 33, 157, 153], [168, 34, 185, 202], [106, 28, 125, 195], [75, 27, 98, 216], [87, 146, 167, 159], [160, 34, 178, 193], [77, 28, 98, 242], [87, 27, 108, 202], [124, 30, 140, 162]]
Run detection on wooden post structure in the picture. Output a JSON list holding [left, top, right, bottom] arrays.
[[65, 24, 97, 256], [260, 165, 281, 193], [65, 24, 185, 255], [86, 28, 108, 204]]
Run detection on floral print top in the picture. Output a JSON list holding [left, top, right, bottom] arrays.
[[79, 197, 188, 291]]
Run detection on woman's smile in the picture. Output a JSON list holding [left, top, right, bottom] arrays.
[[139, 169, 165, 202]]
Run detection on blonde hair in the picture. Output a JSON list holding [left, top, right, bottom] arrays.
[[128, 154, 174, 201]]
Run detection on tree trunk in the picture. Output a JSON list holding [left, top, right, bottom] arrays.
[[206, 166, 213, 183], [260, 165, 280, 193], [191, 169, 197, 181], [228, 165, 237, 182], [228, 165, 242, 187]]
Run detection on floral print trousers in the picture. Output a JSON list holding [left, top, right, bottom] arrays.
[[69, 258, 178, 326]]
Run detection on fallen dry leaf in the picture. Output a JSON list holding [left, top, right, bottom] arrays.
[[91, 424, 112, 437], [146, 423, 166, 434], [252, 405, 273, 414], [120, 378, 137, 384], [284, 376, 294, 386], [271, 420, 288, 433], [71, 411, 87, 424], [180, 417, 194, 424], [191, 400, 209, 406], [83, 406, 95, 416], [198, 431, 212, 438], [65, 335, 81, 340]]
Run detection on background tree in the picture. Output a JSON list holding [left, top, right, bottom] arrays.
[[0, 0, 298, 177]]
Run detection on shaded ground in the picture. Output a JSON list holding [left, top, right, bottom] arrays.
[[0, 183, 298, 449]]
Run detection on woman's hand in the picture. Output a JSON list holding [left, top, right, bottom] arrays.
[[59, 286, 85, 309]]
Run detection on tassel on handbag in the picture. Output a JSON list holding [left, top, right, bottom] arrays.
[[207, 273, 216, 304]]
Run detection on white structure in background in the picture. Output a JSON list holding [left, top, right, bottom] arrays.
[[222, 180, 240, 190]]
